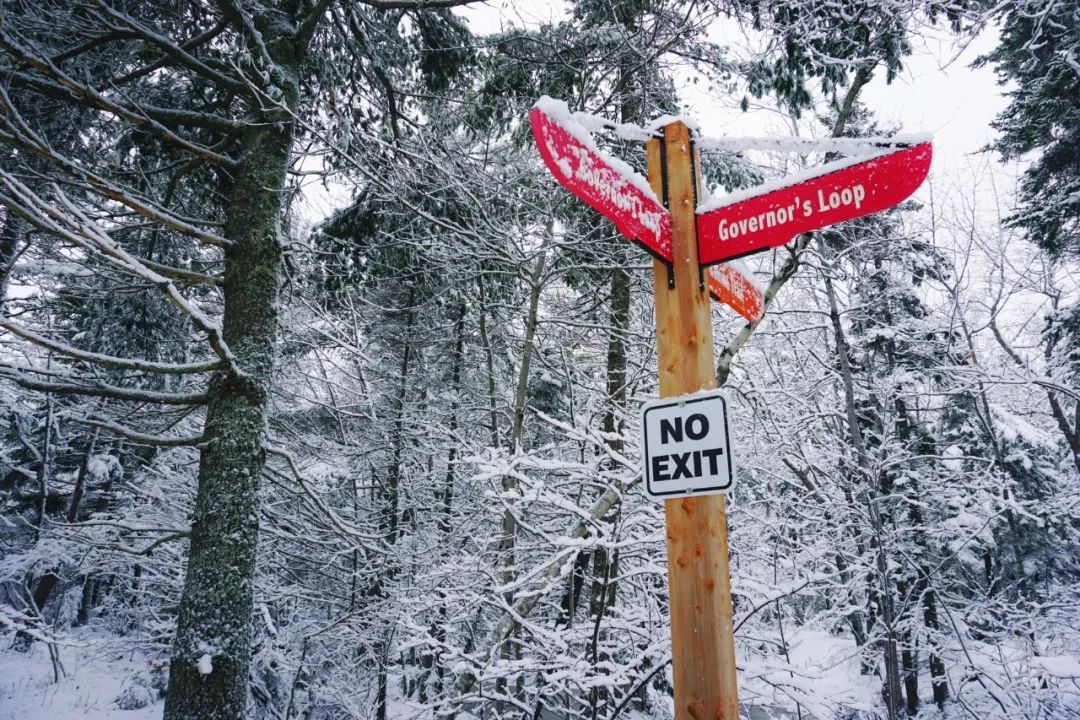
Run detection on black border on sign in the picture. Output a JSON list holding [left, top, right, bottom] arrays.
[[641, 392, 734, 498]]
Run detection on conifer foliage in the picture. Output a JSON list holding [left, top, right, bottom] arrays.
[[981, 0, 1080, 257]]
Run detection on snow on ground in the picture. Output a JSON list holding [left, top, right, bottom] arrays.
[[0, 630, 163, 720], [740, 626, 879, 719]]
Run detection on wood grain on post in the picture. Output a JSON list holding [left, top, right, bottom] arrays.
[[646, 122, 740, 720]]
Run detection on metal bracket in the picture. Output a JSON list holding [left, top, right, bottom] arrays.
[[659, 131, 676, 289], [688, 134, 705, 292]]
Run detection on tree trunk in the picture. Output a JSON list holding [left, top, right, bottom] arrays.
[[478, 275, 500, 449], [76, 441, 115, 627], [494, 235, 550, 713], [13, 397, 59, 650], [557, 260, 629, 633], [32, 394, 54, 545], [384, 285, 416, 545], [899, 590, 919, 717], [588, 259, 630, 718], [376, 643, 389, 720], [163, 27, 297, 716], [820, 243, 905, 720], [923, 583, 949, 708], [0, 209, 22, 312], [508, 232, 550, 452], [25, 429, 100, 629], [431, 304, 467, 697]]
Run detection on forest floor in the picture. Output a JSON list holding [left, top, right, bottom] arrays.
[[0, 629, 164, 720]]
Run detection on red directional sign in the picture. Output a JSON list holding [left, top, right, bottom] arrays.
[[530, 106, 764, 321], [697, 143, 932, 265], [530, 107, 671, 259], [707, 264, 763, 323]]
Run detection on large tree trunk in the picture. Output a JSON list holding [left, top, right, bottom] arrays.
[[163, 33, 297, 718]]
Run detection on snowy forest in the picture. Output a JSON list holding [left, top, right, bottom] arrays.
[[0, 0, 1077, 719]]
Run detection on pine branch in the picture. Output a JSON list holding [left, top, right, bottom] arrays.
[[7, 71, 244, 134], [0, 366, 208, 405], [61, 413, 205, 447], [1, 321, 223, 375], [91, 0, 248, 95], [0, 174, 242, 375], [0, 29, 239, 168], [112, 17, 230, 86], [0, 86, 232, 249], [355, 0, 486, 8]]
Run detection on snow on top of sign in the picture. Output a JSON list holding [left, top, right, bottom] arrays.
[[724, 258, 765, 294], [648, 113, 701, 134], [533, 96, 661, 205], [565, 108, 655, 143], [696, 133, 932, 156], [696, 142, 929, 214]]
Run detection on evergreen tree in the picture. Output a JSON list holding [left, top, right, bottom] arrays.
[[980, 0, 1080, 257]]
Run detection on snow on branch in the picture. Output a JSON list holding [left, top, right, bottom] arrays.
[[0, 365, 208, 405], [0, 29, 239, 168], [264, 443, 387, 545], [0, 85, 232, 249], [0, 173, 241, 376], [454, 414, 642, 697], [697, 133, 932, 156], [61, 413, 206, 448], [1, 321, 223, 375]]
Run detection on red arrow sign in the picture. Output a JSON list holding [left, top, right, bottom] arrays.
[[530, 106, 671, 259], [530, 104, 764, 321], [707, 263, 763, 323], [697, 143, 932, 265]]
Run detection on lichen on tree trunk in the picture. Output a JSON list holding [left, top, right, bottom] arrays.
[[163, 42, 298, 719]]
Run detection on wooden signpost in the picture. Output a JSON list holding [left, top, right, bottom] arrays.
[[646, 122, 740, 720], [529, 96, 932, 720]]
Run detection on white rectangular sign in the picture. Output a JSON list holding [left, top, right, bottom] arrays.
[[640, 389, 734, 500]]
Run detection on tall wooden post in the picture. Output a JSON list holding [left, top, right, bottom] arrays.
[[646, 122, 739, 720]]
